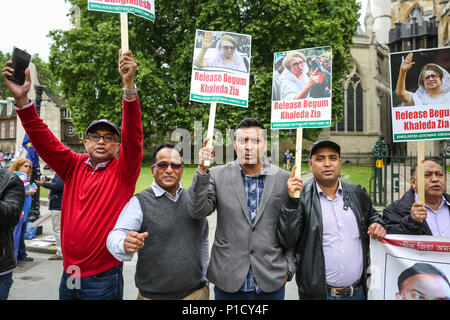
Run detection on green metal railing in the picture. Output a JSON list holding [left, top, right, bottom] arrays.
[[370, 135, 450, 207]]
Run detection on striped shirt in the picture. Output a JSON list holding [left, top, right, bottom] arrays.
[[239, 161, 269, 293]]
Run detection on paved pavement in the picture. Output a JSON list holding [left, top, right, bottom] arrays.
[[8, 200, 300, 300]]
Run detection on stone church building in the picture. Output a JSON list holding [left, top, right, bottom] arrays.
[[321, 0, 449, 163]]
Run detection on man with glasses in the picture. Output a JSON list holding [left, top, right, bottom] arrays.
[[2, 50, 143, 300], [107, 143, 210, 300], [189, 118, 295, 300], [280, 51, 321, 101], [194, 32, 247, 72]]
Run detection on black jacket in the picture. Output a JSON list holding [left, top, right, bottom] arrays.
[[382, 189, 450, 235], [277, 179, 384, 300], [42, 174, 64, 211], [0, 169, 25, 273]]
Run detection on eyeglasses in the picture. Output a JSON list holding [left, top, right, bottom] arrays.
[[423, 74, 439, 81], [291, 61, 305, 68], [87, 133, 117, 143], [151, 162, 183, 170], [222, 45, 235, 51]]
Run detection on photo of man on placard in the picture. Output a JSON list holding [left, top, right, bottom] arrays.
[[383, 254, 450, 300], [396, 262, 450, 300]]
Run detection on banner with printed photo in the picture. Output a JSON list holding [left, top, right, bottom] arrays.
[[190, 29, 251, 107], [88, 0, 155, 21], [271, 46, 332, 129], [369, 234, 450, 300], [389, 47, 450, 142]]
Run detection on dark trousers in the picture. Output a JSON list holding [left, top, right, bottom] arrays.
[[214, 285, 285, 300]]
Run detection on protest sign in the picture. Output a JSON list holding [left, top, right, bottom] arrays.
[[389, 46, 450, 142], [389, 46, 450, 201], [190, 30, 251, 108], [88, 0, 155, 51], [271, 46, 332, 129], [190, 30, 252, 166], [88, 0, 155, 21], [271, 46, 332, 196], [369, 234, 450, 300]]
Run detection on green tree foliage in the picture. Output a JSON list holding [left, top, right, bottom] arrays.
[[0, 50, 60, 98], [0, 50, 11, 99], [49, 0, 360, 145]]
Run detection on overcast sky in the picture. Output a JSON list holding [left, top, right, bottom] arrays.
[[0, 0, 367, 62], [0, 0, 72, 61]]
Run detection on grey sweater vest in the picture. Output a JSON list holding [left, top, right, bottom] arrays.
[[135, 188, 205, 300]]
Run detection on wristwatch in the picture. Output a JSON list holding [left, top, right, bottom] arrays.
[[123, 84, 137, 95]]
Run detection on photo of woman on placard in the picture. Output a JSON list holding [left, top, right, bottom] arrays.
[[395, 52, 450, 106], [193, 31, 249, 73], [272, 47, 332, 102]]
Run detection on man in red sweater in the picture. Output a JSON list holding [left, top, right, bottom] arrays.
[[2, 50, 143, 300]]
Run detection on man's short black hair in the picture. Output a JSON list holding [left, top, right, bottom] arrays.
[[152, 142, 183, 164], [397, 262, 450, 292], [235, 118, 266, 139], [235, 118, 265, 131]]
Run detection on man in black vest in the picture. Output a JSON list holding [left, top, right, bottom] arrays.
[[107, 142, 209, 300]]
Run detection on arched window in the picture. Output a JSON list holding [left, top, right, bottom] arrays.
[[331, 73, 363, 132]]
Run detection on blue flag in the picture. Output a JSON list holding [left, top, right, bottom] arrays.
[[22, 133, 39, 167]]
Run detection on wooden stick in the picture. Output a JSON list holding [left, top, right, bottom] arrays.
[[293, 126, 303, 198], [204, 102, 217, 167], [417, 141, 425, 203], [120, 13, 129, 51]]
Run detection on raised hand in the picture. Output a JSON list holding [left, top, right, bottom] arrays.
[[197, 138, 215, 174], [287, 165, 303, 198], [2, 61, 31, 107], [308, 68, 321, 85], [202, 32, 214, 49], [411, 201, 427, 223], [400, 52, 415, 72], [118, 49, 137, 87]]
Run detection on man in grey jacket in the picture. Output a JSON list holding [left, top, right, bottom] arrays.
[[189, 118, 295, 300], [0, 168, 25, 300]]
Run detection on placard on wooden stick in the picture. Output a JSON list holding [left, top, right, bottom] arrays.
[[189, 30, 252, 168], [88, 0, 155, 51], [271, 46, 333, 199], [417, 141, 425, 203], [204, 102, 217, 167], [293, 126, 303, 198], [120, 13, 129, 51]]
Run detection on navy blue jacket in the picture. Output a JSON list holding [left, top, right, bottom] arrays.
[[42, 174, 64, 210]]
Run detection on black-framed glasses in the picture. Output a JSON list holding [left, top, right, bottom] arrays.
[[151, 162, 183, 170], [423, 73, 439, 81], [222, 45, 235, 51], [87, 133, 117, 143], [291, 61, 305, 68]]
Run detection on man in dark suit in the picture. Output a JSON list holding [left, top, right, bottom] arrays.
[[189, 118, 295, 300]]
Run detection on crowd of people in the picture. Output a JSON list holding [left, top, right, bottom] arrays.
[[0, 49, 449, 301]]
